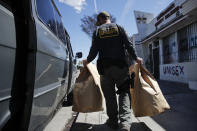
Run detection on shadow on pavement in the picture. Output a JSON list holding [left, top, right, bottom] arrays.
[[70, 122, 152, 131], [131, 122, 152, 131], [149, 81, 197, 131]]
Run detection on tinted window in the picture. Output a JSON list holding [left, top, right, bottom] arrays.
[[53, 6, 66, 43], [68, 39, 74, 57], [36, 0, 57, 34]]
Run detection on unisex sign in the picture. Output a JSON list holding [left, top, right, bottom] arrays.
[[163, 65, 184, 76], [160, 62, 197, 83]]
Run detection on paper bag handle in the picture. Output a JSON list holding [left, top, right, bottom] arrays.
[[139, 64, 158, 93], [140, 65, 156, 80]]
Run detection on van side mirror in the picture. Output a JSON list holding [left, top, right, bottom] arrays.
[[75, 52, 82, 59]]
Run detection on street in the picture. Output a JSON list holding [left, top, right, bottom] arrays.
[[44, 80, 197, 131], [69, 80, 197, 131]]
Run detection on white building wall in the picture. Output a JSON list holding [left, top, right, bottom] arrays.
[[135, 44, 144, 59], [139, 0, 189, 38], [181, 0, 197, 15], [145, 19, 156, 37], [134, 11, 154, 39], [160, 62, 197, 83], [132, 0, 197, 84], [174, 0, 187, 5], [155, 1, 184, 30], [133, 34, 144, 59]]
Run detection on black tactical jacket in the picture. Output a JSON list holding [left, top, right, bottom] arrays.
[[87, 23, 137, 73]]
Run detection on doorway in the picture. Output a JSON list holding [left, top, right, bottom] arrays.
[[153, 42, 160, 79]]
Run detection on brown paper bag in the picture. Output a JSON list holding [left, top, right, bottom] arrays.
[[130, 64, 170, 117], [72, 63, 104, 113]]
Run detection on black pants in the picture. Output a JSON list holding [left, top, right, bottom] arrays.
[[100, 66, 132, 126]]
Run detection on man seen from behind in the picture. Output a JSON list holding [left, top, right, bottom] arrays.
[[83, 11, 143, 131]]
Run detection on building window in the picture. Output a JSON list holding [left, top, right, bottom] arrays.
[[163, 33, 177, 64], [178, 22, 197, 62]]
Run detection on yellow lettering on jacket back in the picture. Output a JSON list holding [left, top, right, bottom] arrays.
[[98, 26, 119, 38]]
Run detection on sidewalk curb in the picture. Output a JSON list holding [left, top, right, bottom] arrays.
[[44, 107, 77, 131], [136, 117, 165, 131]]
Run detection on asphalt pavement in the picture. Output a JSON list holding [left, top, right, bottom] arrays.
[[70, 80, 197, 131]]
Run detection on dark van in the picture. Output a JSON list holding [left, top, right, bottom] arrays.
[[0, 0, 82, 130]]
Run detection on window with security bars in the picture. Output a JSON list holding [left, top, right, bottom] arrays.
[[178, 21, 197, 62], [163, 33, 178, 64]]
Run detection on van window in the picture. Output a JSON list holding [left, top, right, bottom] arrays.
[[52, 5, 67, 43], [36, 0, 57, 35]]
